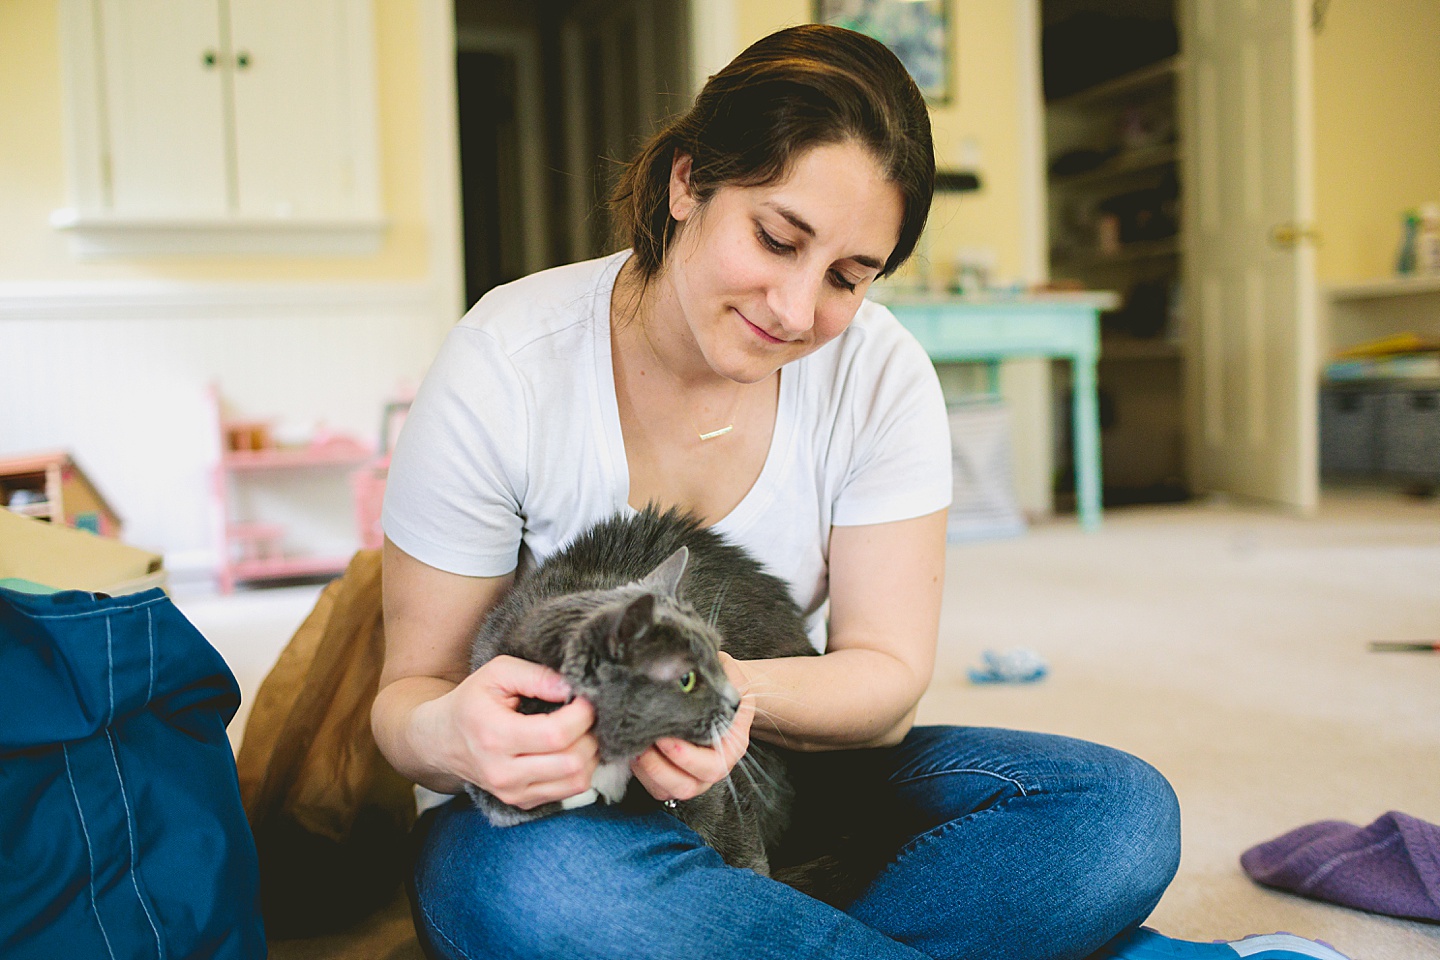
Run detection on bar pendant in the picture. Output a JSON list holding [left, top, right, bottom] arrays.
[[697, 425, 734, 441]]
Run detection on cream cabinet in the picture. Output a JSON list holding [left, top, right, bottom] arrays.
[[54, 0, 383, 255]]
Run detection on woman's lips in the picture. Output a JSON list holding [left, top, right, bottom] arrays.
[[738, 310, 786, 344]]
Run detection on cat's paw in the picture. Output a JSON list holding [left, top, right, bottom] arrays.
[[591, 761, 632, 805]]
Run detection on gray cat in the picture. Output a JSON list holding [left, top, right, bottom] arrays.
[[465, 505, 818, 878]]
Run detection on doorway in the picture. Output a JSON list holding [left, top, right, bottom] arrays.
[[453, 1, 691, 309]]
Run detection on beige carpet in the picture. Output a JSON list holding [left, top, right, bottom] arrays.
[[919, 491, 1440, 960], [185, 491, 1440, 959]]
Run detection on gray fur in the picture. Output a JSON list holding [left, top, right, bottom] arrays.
[[465, 505, 817, 875]]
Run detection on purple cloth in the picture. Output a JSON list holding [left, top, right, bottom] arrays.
[[1241, 811, 1440, 923]]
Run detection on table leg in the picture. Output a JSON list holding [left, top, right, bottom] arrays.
[[984, 360, 1002, 398], [1071, 356, 1103, 530]]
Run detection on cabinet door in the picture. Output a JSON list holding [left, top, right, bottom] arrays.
[[227, 0, 376, 219], [97, 0, 229, 216]]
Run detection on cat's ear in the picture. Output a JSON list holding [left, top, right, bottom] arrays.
[[639, 546, 688, 597], [610, 593, 655, 659]]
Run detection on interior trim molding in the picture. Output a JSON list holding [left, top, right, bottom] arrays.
[[48, 211, 390, 259], [0, 278, 437, 322]]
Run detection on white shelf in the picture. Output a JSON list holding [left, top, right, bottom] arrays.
[[50, 210, 388, 257], [1328, 275, 1440, 303]]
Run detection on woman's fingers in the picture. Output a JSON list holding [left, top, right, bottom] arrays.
[[481, 654, 576, 707], [632, 696, 756, 803], [492, 740, 600, 803], [449, 656, 600, 807], [503, 695, 596, 754]]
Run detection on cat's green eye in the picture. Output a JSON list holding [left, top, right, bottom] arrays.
[[678, 671, 697, 693]]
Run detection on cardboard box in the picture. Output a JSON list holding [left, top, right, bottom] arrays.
[[0, 508, 165, 595]]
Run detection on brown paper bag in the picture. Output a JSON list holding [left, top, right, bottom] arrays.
[[235, 549, 417, 938]]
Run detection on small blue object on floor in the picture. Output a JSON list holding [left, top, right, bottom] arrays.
[[967, 647, 1048, 684], [1099, 927, 1352, 960]]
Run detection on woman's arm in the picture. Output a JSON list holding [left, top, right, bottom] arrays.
[[736, 508, 947, 751], [371, 538, 599, 803]]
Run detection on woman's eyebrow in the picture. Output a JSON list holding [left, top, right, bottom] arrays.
[[764, 202, 886, 271]]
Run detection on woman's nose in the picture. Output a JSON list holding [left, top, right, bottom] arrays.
[[768, 268, 823, 336]]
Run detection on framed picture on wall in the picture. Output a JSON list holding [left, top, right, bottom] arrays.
[[814, 0, 953, 103]]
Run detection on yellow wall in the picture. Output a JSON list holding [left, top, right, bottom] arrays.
[[736, 0, 1030, 286], [0, 0, 429, 283], [1313, 0, 1440, 284]]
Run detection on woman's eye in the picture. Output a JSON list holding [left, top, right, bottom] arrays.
[[678, 671, 697, 693], [756, 227, 792, 254], [830, 271, 858, 293]]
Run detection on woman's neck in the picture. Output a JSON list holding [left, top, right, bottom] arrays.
[[613, 256, 728, 391]]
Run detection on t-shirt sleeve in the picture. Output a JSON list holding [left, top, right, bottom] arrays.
[[381, 326, 529, 576], [830, 312, 953, 527]]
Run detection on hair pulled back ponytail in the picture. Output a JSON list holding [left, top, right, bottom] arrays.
[[610, 23, 935, 283]]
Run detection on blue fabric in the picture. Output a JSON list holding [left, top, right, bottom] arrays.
[[411, 725, 1182, 960], [0, 586, 266, 960]]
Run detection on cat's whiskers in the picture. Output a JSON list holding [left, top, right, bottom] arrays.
[[710, 724, 746, 815], [736, 750, 784, 794], [728, 750, 767, 805], [707, 578, 732, 629], [737, 681, 809, 708], [738, 690, 806, 750]]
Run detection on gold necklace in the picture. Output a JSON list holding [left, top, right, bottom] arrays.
[[637, 317, 743, 442]]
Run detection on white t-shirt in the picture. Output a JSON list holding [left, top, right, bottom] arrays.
[[382, 251, 952, 651]]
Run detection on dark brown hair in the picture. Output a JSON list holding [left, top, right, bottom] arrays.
[[610, 23, 935, 282]]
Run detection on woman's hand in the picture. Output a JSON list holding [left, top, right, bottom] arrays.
[[418, 654, 600, 810], [630, 651, 754, 804]]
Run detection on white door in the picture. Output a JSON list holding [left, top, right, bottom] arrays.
[[98, 0, 229, 216], [1180, 0, 1319, 510]]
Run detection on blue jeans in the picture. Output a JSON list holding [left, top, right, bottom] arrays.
[[410, 726, 1182, 960]]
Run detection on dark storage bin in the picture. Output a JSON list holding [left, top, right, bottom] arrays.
[[1379, 388, 1440, 478], [1319, 386, 1383, 475]]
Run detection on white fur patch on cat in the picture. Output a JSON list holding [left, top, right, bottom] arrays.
[[591, 761, 631, 804], [557, 761, 632, 810]]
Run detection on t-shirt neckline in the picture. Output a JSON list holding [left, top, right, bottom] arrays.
[[591, 251, 795, 538]]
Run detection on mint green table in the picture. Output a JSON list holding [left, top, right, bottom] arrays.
[[878, 291, 1118, 531]]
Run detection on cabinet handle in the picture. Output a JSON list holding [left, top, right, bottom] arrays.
[[202, 49, 218, 69], [236, 50, 252, 70]]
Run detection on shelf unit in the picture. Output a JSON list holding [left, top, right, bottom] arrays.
[[1320, 277, 1440, 487], [1045, 12, 1187, 503], [210, 390, 375, 593], [1325, 276, 1440, 358]]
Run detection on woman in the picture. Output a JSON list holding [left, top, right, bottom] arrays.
[[373, 24, 1346, 960]]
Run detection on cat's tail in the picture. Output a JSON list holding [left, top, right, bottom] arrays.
[[771, 854, 878, 909]]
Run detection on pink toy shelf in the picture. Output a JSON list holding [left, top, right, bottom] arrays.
[[210, 387, 375, 593], [351, 398, 411, 552]]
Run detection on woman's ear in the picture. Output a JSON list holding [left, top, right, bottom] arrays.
[[668, 151, 699, 222]]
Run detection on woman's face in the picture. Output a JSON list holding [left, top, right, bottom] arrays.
[[662, 140, 905, 384]]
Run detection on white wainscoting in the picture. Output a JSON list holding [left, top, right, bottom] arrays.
[[0, 280, 444, 584]]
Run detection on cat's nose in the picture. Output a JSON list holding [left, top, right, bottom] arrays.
[[721, 681, 741, 714]]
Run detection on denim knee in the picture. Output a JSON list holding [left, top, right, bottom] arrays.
[[413, 803, 719, 960], [1080, 746, 1182, 918]]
